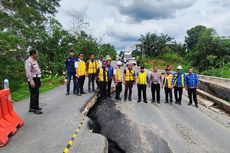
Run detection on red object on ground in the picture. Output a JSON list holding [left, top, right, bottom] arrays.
[[0, 89, 24, 147]]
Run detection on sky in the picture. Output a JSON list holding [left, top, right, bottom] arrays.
[[55, 0, 230, 51]]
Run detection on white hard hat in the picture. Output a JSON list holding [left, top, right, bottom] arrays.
[[177, 65, 182, 70], [117, 61, 122, 65]]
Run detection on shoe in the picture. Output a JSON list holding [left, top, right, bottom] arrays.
[[195, 104, 198, 108], [165, 101, 169, 103], [124, 98, 127, 101], [81, 92, 87, 94], [118, 97, 122, 100], [137, 100, 141, 103], [157, 101, 160, 104], [107, 95, 112, 98], [175, 101, 178, 104], [33, 110, 43, 114], [66, 92, 70, 95], [144, 101, 148, 103], [178, 102, 181, 105], [29, 108, 36, 112], [76, 93, 82, 96], [37, 107, 42, 110], [152, 99, 155, 103], [115, 97, 119, 100], [128, 98, 132, 101], [187, 103, 192, 106]]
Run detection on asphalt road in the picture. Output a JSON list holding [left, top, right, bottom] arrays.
[[103, 63, 230, 153], [0, 81, 106, 153]]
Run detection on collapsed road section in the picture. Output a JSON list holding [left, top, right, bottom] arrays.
[[87, 98, 172, 153]]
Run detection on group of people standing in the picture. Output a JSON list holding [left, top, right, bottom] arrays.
[[65, 49, 199, 108], [24, 48, 200, 115]]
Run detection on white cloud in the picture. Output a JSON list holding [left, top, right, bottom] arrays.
[[56, 0, 230, 51]]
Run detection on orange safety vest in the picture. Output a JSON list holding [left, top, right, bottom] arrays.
[[88, 60, 98, 74], [137, 72, 147, 85], [77, 60, 86, 76], [124, 68, 134, 81], [98, 68, 108, 82], [163, 74, 173, 89]]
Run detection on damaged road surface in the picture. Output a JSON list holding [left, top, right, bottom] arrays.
[[88, 91, 230, 153], [88, 98, 172, 153]]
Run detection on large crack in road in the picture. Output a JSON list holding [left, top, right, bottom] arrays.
[[87, 98, 172, 153]]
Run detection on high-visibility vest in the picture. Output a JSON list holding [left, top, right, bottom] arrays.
[[115, 67, 122, 82], [98, 68, 108, 82], [174, 73, 185, 88], [124, 69, 134, 81], [77, 60, 86, 76], [163, 74, 173, 89], [137, 72, 147, 85], [88, 60, 98, 74]]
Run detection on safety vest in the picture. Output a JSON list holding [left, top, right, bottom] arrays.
[[163, 74, 173, 89], [174, 73, 185, 88], [124, 69, 134, 81], [98, 68, 108, 82], [77, 60, 86, 76], [115, 67, 122, 82], [137, 72, 147, 85], [88, 60, 98, 74]]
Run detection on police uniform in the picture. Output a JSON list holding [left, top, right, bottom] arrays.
[[75, 59, 86, 95], [66, 56, 78, 94], [163, 73, 174, 104], [137, 71, 150, 103], [25, 56, 42, 113], [114, 66, 122, 100], [86, 60, 98, 92], [173, 72, 186, 105], [124, 68, 135, 101], [96, 67, 108, 99]]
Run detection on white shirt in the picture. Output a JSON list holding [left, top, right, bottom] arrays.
[[75, 59, 82, 68]]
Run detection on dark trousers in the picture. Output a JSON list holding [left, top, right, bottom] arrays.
[[165, 87, 172, 103], [115, 82, 122, 98], [88, 73, 96, 91], [66, 72, 77, 94], [124, 81, 133, 100], [151, 83, 160, 102], [107, 79, 112, 96], [28, 77, 41, 109], [137, 84, 147, 101], [99, 81, 107, 99], [188, 88, 198, 105], [77, 75, 85, 93], [174, 86, 183, 103]]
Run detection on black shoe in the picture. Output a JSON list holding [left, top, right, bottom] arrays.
[[195, 104, 198, 108], [66, 92, 70, 95], [115, 97, 119, 100], [144, 101, 148, 103], [175, 101, 178, 104], [137, 100, 141, 103], [187, 103, 192, 105], [81, 92, 87, 94], [124, 98, 127, 101], [37, 107, 42, 110], [157, 101, 160, 104], [33, 110, 43, 114], [118, 97, 122, 100], [165, 101, 169, 103], [107, 95, 112, 98], [152, 99, 155, 103], [178, 102, 181, 105], [128, 98, 132, 101]]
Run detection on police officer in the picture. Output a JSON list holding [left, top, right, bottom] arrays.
[[173, 66, 186, 105], [65, 50, 78, 95], [185, 67, 199, 108], [150, 66, 162, 103], [137, 66, 150, 103], [123, 63, 135, 101], [114, 61, 122, 100], [75, 53, 86, 95], [162, 65, 174, 104], [96, 61, 108, 101], [86, 54, 98, 92], [25, 48, 43, 114], [106, 57, 114, 97]]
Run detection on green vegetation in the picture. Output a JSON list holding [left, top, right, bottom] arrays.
[[0, 0, 116, 99], [11, 76, 64, 102], [134, 25, 230, 78]]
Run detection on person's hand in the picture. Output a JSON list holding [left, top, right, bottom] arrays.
[[185, 87, 188, 90], [161, 85, 163, 88], [30, 81, 35, 88], [76, 75, 79, 79]]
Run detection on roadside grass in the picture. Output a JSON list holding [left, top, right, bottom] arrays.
[[11, 76, 65, 102]]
